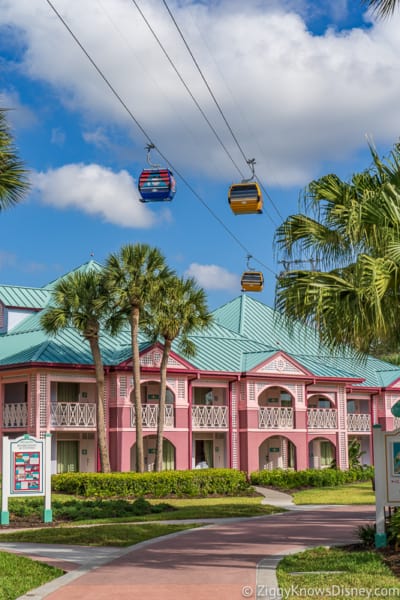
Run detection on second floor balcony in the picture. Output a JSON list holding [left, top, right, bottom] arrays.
[[307, 408, 337, 429], [347, 413, 371, 432], [131, 404, 175, 429], [3, 402, 28, 428], [51, 402, 96, 428], [192, 405, 228, 429], [259, 406, 294, 429]]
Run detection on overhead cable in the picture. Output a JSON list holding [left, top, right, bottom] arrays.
[[44, 0, 277, 277]]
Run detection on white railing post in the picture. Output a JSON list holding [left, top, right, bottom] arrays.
[[50, 403, 96, 427], [3, 403, 28, 428], [347, 413, 371, 432], [191, 405, 228, 428], [307, 408, 337, 429], [258, 407, 294, 429], [131, 404, 175, 428]]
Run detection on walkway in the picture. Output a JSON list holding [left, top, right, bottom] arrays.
[[0, 490, 376, 600]]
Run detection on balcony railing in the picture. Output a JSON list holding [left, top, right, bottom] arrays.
[[51, 402, 96, 427], [192, 405, 228, 428], [131, 404, 174, 428], [3, 402, 28, 428], [307, 408, 337, 429], [259, 407, 294, 429], [347, 413, 371, 432]]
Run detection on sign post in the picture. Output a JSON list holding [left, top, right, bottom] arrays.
[[1, 434, 52, 526]]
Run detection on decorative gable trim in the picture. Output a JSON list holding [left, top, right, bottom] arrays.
[[119, 344, 193, 370], [253, 351, 312, 377]]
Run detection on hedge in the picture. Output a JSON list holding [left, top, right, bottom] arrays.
[[250, 466, 374, 490], [51, 468, 250, 498]]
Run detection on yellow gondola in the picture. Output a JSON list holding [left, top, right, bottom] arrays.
[[228, 182, 263, 215], [241, 270, 264, 292]]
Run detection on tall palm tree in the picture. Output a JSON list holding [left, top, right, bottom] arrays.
[[0, 108, 29, 209], [144, 275, 211, 472], [41, 269, 114, 472], [362, 0, 400, 17], [104, 244, 171, 473], [275, 143, 400, 355]]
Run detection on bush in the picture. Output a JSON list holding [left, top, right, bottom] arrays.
[[250, 466, 374, 490], [52, 468, 250, 498]]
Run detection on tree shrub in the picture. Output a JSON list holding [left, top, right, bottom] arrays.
[[250, 466, 374, 490], [52, 468, 250, 498]]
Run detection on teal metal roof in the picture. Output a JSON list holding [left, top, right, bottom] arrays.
[[0, 286, 50, 309], [1, 264, 400, 390]]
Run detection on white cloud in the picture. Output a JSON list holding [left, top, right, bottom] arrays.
[[185, 263, 240, 291], [83, 128, 110, 149], [31, 163, 163, 228], [1, 0, 400, 185]]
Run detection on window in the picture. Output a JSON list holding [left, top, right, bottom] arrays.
[[57, 382, 79, 403]]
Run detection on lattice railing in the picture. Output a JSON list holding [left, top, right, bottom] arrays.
[[3, 402, 28, 428], [347, 413, 371, 432], [131, 404, 174, 428], [50, 403, 96, 427], [258, 407, 294, 429], [307, 408, 337, 429], [192, 405, 228, 428]]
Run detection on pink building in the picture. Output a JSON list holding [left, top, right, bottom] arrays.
[[1, 261, 399, 474]]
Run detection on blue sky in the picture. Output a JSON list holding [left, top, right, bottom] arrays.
[[1, 0, 399, 310]]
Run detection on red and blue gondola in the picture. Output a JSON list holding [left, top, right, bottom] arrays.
[[138, 168, 176, 202]]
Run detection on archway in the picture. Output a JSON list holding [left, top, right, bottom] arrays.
[[130, 436, 176, 471], [308, 437, 335, 469], [258, 436, 296, 470]]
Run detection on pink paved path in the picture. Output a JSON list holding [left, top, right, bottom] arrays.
[[44, 506, 375, 600]]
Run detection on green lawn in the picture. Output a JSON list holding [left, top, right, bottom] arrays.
[[0, 522, 199, 546], [292, 481, 375, 505], [277, 547, 399, 599], [0, 551, 63, 600]]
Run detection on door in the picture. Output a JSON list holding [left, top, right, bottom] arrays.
[[57, 440, 79, 473]]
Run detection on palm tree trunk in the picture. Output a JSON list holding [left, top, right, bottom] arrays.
[[131, 305, 144, 472], [155, 339, 171, 472], [88, 337, 111, 473]]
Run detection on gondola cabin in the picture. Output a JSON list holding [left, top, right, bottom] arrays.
[[241, 271, 264, 292], [228, 182, 262, 215], [138, 168, 176, 202]]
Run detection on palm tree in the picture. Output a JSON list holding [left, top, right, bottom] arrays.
[[275, 143, 400, 355], [104, 244, 171, 473], [0, 108, 29, 209], [362, 0, 400, 17], [144, 275, 211, 472], [41, 268, 114, 472]]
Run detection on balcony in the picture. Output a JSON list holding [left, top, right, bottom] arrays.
[[347, 413, 371, 432], [259, 407, 294, 429], [192, 405, 228, 429], [51, 402, 96, 427], [307, 408, 337, 429], [3, 402, 28, 428], [131, 404, 174, 428]]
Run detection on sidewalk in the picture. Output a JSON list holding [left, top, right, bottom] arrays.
[[0, 491, 376, 600]]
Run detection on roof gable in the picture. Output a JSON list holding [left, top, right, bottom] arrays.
[[119, 344, 194, 370], [251, 351, 312, 377]]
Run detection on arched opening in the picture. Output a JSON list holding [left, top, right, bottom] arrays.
[[130, 381, 175, 428], [308, 437, 335, 469], [258, 386, 294, 429], [130, 436, 176, 472], [307, 395, 337, 429], [258, 436, 296, 470]]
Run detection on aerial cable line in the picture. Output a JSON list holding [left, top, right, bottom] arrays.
[[129, 0, 245, 180], [160, 0, 284, 224], [44, 0, 277, 278]]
